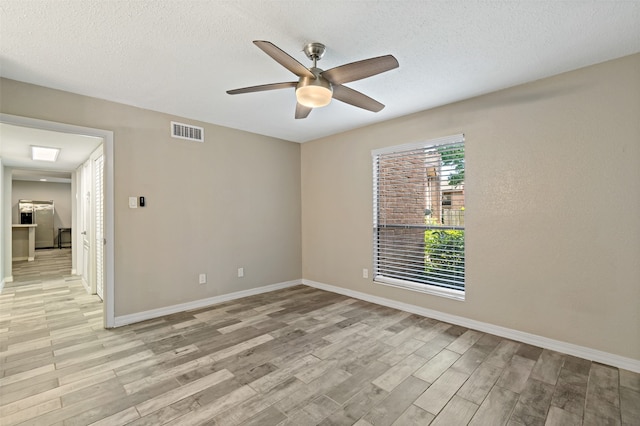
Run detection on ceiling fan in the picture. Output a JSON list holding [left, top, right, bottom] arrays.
[[227, 40, 399, 119]]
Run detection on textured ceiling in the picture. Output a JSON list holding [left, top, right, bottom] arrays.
[[1, 1, 639, 143]]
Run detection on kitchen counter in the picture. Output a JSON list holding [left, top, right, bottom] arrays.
[[12, 224, 37, 261]]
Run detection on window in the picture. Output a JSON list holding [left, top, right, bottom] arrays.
[[372, 134, 465, 300]]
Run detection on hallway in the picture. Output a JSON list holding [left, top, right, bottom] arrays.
[[1, 248, 105, 424], [11, 248, 73, 283]]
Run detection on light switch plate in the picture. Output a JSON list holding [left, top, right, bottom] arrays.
[[129, 197, 137, 208]]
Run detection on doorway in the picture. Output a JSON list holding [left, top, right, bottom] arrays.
[[1, 113, 115, 327]]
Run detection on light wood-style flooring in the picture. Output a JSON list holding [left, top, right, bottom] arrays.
[[10, 248, 73, 284], [1, 250, 639, 425]]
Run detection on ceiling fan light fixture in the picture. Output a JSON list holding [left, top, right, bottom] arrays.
[[296, 76, 332, 108]]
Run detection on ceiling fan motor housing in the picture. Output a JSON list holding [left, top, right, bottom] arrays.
[[303, 42, 326, 62]]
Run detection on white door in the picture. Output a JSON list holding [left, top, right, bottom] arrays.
[[95, 154, 104, 300], [81, 161, 91, 291]]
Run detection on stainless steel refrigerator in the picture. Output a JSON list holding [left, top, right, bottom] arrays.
[[19, 200, 55, 249]]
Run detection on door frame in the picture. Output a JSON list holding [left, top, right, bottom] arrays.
[[0, 113, 115, 328]]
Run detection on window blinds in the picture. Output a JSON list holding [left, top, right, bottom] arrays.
[[95, 154, 104, 300], [373, 134, 465, 294]]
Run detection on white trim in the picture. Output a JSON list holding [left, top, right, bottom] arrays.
[[113, 279, 302, 327], [302, 279, 640, 373], [103, 126, 115, 327], [0, 276, 13, 293], [12, 256, 36, 262], [81, 275, 91, 295], [374, 276, 465, 301], [371, 133, 464, 156]]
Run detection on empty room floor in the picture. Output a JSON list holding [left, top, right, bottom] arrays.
[[1, 254, 638, 425]]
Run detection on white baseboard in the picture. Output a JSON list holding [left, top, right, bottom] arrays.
[[114, 279, 302, 327], [1, 276, 14, 293], [81, 277, 91, 295], [108, 276, 639, 372], [302, 279, 640, 373]]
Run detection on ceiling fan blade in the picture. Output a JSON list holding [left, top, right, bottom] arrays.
[[227, 82, 297, 95], [253, 40, 315, 78], [322, 55, 399, 85], [295, 102, 312, 119], [332, 85, 385, 112]]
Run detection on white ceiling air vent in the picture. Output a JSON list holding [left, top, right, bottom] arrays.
[[171, 121, 204, 142]]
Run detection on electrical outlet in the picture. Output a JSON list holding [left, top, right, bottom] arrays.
[[237, 268, 244, 278], [199, 273, 206, 284], [362, 268, 369, 279]]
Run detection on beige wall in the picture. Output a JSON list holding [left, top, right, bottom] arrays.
[[0, 78, 302, 316], [12, 180, 72, 230], [301, 54, 640, 360]]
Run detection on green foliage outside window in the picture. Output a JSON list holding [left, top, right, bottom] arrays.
[[439, 146, 465, 187], [424, 143, 465, 288], [424, 228, 465, 287]]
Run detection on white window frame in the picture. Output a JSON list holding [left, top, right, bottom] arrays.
[[372, 134, 465, 301]]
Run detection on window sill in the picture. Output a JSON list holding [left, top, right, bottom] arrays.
[[374, 276, 465, 301]]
